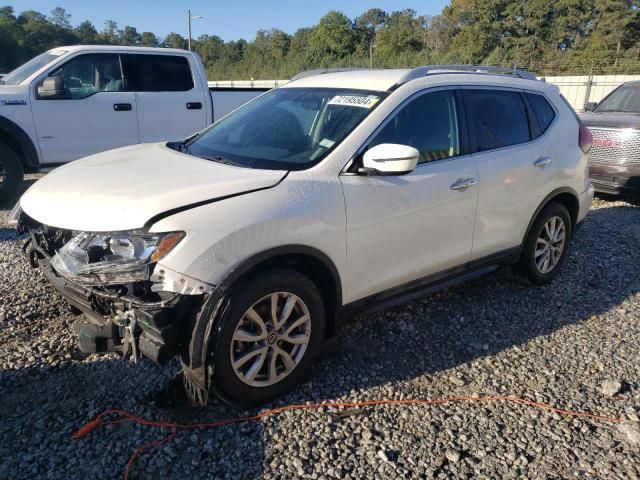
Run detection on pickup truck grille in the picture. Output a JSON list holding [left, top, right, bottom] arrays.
[[587, 127, 640, 165]]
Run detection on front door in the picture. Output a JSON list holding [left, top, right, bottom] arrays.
[[31, 53, 139, 164], [123, 54, 208, 143], [340, 89, 479, 303]]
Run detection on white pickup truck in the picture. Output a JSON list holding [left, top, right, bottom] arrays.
[[0, 45, 265, 203]]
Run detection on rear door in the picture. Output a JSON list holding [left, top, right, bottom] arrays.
[[31, 53, 139, 163], [123, 53, 208, 143], [463, 88, 558, 259]]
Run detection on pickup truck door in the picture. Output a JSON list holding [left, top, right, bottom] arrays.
[[30, 53, 139, 164], [122, 53, 208, 143]]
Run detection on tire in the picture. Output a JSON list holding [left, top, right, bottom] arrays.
[[518, 202, 572, 285], [0, 142, 24, 207], [208, 269, 326, 407]]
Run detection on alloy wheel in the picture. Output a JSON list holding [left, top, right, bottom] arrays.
[[535, 215, 566, 274], [230, 292, 312, 387]]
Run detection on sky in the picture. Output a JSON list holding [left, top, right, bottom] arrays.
[[12, 0, 450, 41]]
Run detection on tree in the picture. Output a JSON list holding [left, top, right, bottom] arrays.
[[376, 9, 423, 58], [355, 8, 387, 54], [308, 11, 356, 62], [119, 25, 140, 46], [101, 19, 119, 44], [164, 32, 186, 49], [49, 7, 71, 29], [2, 3, 640, 79], [139, 31, 159, 47], [76, 20, 98, 44]]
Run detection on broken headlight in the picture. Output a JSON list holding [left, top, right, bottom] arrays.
[[50, 231, 185, 285]]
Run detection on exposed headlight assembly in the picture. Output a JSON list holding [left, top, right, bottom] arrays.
[[50, 231, 185, 285]]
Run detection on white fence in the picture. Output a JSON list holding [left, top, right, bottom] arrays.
[[542, 75, 640, 112], [210, 75, 640, 113]]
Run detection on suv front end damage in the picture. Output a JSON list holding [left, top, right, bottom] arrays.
[[18, 214, 211, 364]]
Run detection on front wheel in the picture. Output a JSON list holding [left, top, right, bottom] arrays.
[[518, 202, 572, 285], [208, 269, 325, 407], [0, 143, 24, 207]]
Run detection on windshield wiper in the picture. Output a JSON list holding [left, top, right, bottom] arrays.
[[196, 154, 244, 167]]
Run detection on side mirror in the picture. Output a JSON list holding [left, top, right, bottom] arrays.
[[37, 76, 67, 99], [361, 143, 420, 175], [584, 102, 597, 112]]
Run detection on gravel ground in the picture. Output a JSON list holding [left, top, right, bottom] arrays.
[[1, 185, 639, 479]]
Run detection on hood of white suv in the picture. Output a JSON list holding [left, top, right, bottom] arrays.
[[20, 143, 287, 232]]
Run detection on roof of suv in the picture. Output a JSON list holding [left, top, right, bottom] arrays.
[[284, 66, 547, 93], [51, 45, 190, 56]]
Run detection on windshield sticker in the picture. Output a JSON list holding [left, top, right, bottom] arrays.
[[48, 49, 68, 56], [319, 138, 335, 148], [328, 95, 380, 109]]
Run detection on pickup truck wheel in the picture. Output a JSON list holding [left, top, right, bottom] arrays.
[[0, 143, 24, 206], [518, 202, 572, 285], [209, 269, 325, 407]]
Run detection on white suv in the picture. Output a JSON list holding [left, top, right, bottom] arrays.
[[12, 65, 594, 406]]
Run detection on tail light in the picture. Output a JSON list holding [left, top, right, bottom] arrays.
[[579, 123, 592, 154]]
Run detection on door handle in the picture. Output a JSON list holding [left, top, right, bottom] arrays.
[[186, 102, 202, 110], [113, 103, 132, 111], [450, 177, 477, 191], [534, 156, 552, 168]]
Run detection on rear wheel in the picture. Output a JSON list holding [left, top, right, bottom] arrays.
[[0, 143, 24, 207], [208, 269, 325, 407], [518, 202, 572, 285]]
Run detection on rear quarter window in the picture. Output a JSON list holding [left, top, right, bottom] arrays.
[[526, 93, 556, 134]]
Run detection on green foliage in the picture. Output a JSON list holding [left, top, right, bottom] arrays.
[[1, 2, 639, 78]]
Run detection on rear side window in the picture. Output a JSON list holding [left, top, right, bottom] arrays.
[[123, 54, 194, 92], [527, 93, 556, 134], [464, 90, 530, 152]]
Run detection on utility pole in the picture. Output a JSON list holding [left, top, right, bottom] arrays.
[[369, 42, 376, 69], [187, 10, 203, 51]]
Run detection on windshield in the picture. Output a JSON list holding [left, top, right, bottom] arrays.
[[1, 51, 66, 86], [186, 87, 386, 170], [595, 84, 640, 113]]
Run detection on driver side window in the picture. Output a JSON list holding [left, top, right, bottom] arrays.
[[368, 90, 461, 164], [47, 54, 123, 99]]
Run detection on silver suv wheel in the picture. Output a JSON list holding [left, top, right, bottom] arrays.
[[535, 215, 566, 274], [230, 292, 312, 387]]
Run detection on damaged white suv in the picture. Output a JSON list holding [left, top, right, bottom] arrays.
[[12, 66, 593, 406]]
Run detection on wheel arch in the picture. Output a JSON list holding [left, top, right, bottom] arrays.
[[217, 245, 343, 336], [0, 116, 39, 171], [522, 187, 580, 245], [181, 245, 343, 394]]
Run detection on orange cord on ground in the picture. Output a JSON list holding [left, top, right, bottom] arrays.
[[73, 395, 622, 480]]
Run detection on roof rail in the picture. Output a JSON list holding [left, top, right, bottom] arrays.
[[290, 67, 367, 82], [397, 65, 538, 85]]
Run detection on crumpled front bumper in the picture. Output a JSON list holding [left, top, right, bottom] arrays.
[[25, 237, 203, 364]]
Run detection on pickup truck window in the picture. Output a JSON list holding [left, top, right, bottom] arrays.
[[122, 54, 194, 92], [594, 84, 640, 113], [45, 54, 124, 99], [1, 51, 64, 86], [185, 87, 386, 170]]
